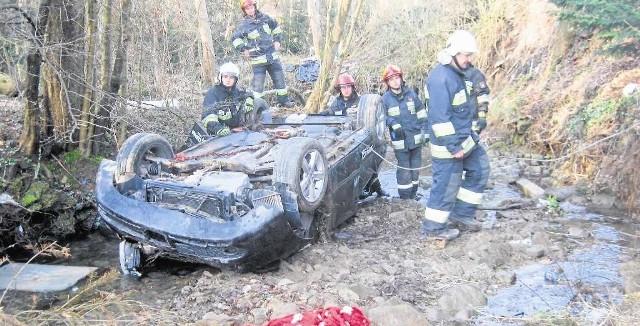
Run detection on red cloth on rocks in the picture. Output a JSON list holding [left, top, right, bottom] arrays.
[[266, 306, 370, 326]]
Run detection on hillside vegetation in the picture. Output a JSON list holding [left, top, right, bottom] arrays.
[[475, 0, 640, 215]]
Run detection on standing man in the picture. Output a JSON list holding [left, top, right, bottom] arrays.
[[231, 0, 295, 108], [464, 65, 490, 135], [201, 62, 269, 136], [422, 30, 490, 240], [320, 73, 359, 116], [382, 65, 428, 200]]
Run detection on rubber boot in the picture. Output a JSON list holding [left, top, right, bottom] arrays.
[[448, 214, 482, 232], [422, 219, 460, 240], [410, 184, 418, 200]]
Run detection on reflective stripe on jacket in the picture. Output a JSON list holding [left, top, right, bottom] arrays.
[[426, 63, 478, 157], [201, 85, 253, 133], [322, 93, 359, 116], [231, 12, 283, 66]]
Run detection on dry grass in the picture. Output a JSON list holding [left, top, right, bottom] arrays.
[[0, 269, 188, 325]]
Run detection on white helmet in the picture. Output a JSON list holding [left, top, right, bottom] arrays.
[[444, 30, 479, 56], [218, 62, 240, 84]]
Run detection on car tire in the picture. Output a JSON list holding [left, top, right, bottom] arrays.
[[273, 137, 328, 213], [119, 240, 143, 278], [115, 133, 174, 184], [357, 94, 387, 142]]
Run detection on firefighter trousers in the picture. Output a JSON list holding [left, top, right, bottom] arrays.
[[395, 146, 422, 199], [424, 144, 490, 224]]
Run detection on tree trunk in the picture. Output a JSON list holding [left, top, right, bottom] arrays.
[[79, 0, 98, 155], [18, 1, 51, 155], [195, 0, 217, 87], [304, 0, 352, 113], [113, 0, 132, 146], [307, 0, 323, 57], [89, 0, 114, 155]]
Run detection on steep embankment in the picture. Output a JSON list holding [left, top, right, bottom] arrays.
[[478, 0, 640, 216]]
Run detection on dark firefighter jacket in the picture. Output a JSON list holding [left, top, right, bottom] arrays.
[[321, 93, 359, 116], [231, 12, 283, 66], [201, 84, 253, 134], [382, 85, 427, 151], [463, 64, 490, 118], [426, 62, 479, 159]]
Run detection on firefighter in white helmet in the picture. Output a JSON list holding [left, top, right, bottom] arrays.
[[422, 30, 491, 240], [201, 62, 270, 136]]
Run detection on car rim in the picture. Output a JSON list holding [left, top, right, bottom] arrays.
[[300, 149, 325, 202]]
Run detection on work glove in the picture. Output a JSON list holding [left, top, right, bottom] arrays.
[[216, 127, 231, 136], [244, 97, 254, 113], [477, 111, 488, 134], [390, 124, 405, 140]]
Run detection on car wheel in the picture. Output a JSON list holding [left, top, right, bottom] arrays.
[[119, 240, 143, 278], [115, 133, 174, 184], [273, 137, 328, 213], [357, 94, 387, 141]]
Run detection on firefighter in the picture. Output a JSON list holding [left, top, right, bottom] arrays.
[[201, 62, 269, 136], [320, 73, 359, 116], [422, 30, 491, 240], [382, 65, 428, 200], [464, 65, 490, 135], [231, 0, 295, 108]]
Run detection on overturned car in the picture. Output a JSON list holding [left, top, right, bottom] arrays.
[[95, 94, 387, 275]]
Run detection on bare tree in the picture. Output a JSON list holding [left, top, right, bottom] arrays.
[[195, 0, 217, 87], [307, 0, 323, 57], [304, 0, 353, 113], [79, 0, 98, 154], [16, 1, 50, 155]]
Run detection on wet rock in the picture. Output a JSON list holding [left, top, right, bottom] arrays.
[[496, 211, 521, 219], [569, 195, 589, 206], [437, 284, 486, 319], [197, 312, 238, 326], [367, 301, 429, 326], [545, 187, 577, 202], [515, 179, 545, 198], [337, 286, 360, 302], [591, 194, 615, 209], [495, 270, 517, 285], [619, 261, 640, 294], [567, 227, 590, 239], [269, 302, 298, 320], [348, 283, 380, 299], [525, 245, 546, 258], [250, 307, 268, 324]]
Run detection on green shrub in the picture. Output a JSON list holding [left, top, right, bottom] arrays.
[[550, 0, 640, 54]]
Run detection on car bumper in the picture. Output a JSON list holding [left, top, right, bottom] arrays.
[[95, 160, 305, 270]]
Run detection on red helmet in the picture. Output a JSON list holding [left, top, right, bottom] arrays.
[[335, 73, 356, 91], [240, 0, 256, 11], [382, 64, 403, 82]]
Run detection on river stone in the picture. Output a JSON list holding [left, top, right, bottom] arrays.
[[269, 302, 299, 320], [545, 187, 576, 201], [197, 313, 237, 326], [619, 261, 640, 294], [515, 179, 545, 198], [348, 283, 380, 299], [0, 263, 97, 292], [437, 284, 487, 319], [367, 303, 430, 326], [590, 194, 615, 209]]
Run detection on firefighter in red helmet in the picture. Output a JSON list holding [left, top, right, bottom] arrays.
[[232, 0, 295, 108], [320, 73, 359, 116], [381, 64, 427, 200]]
